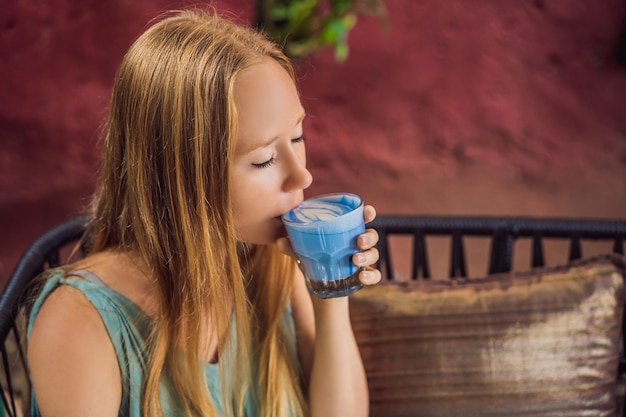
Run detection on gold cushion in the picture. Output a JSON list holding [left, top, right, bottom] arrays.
[[350, 254, 625, 417]]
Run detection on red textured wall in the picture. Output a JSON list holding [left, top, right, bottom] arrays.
[[1, 0, 625, 283]]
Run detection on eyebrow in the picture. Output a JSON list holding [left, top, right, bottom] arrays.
[[239, 111, 306, 155]]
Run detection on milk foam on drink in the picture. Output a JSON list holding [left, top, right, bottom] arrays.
[[287, 199, 354, 223], [282, 194, 365, 298]]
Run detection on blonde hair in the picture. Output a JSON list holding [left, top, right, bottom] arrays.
[[86, 9, 305, 417]]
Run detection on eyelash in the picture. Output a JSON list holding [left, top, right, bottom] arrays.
[[252, 157, 276, 169], [252, 135, 306, 169]]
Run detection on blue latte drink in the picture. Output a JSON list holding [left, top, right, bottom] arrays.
[[282, 193, 365, 298]]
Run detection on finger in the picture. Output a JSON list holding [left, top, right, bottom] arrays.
[[359, 267, 382, 286], [276, 237, 296, 258], [363, 205, 377, 224], [353, 247, 379, 267], [357, 229, 379, 249]]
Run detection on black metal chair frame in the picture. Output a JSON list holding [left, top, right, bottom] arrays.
[[371, 215, 626, 280], [1, 214, 625, 416], [0, 215, 87, 417]]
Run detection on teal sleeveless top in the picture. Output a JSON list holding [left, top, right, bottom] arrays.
[[27, 269, 298, 417]]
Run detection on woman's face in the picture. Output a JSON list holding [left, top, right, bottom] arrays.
[[230, 58, 313, 245]]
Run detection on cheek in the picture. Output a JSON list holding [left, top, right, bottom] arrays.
[[230, 171, 272, 225], [230, 184, 252, 225]]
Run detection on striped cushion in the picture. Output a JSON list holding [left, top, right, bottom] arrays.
[[350, 254, 625, 417]]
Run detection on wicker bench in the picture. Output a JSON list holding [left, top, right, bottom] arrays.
[[1, 215, 625, 417]]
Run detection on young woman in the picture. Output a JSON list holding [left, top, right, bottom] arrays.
[[26, 8, 381, 417]]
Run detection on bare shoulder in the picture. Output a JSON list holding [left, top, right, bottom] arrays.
[[28, 284, 122, 417]]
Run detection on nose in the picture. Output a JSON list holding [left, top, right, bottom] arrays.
[[283, 152, 313, 192]]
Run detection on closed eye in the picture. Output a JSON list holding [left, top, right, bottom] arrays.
[[252, 135, 305, 169], [252, 156, 276, 169]]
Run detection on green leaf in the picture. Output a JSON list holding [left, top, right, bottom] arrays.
[[258, 0, 387, 62], [334, 41, 348, 61], [330, 0, 352, 16]]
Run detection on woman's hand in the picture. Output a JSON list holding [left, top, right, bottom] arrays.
[[353, 205, 381, 286], [287, 204, 379, 417], [277, 204, 382, 287]]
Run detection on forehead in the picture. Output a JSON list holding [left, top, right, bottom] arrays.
[[233, 58, 304, 153]]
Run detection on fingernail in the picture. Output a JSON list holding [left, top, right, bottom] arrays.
[[360, 235, 371, 246], [356, 254, 366, 265], [361, 270, 372, 282]]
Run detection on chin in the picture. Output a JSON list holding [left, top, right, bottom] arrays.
[[237, 224, 286, 246]]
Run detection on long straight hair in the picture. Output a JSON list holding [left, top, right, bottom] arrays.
[[86, 9, 305, 417]]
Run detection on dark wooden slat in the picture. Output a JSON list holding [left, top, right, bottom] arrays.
[[531, 234, 545, 268], [449, 232, 466, 278], [411, 231, 430, 280], [568, 235, 582, 261], [614, 238, 624, 255]]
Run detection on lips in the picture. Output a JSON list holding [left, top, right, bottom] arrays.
[[287, 200, 303, 213], [273, 202, 301, 238], [275, 201, 302, 220]]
